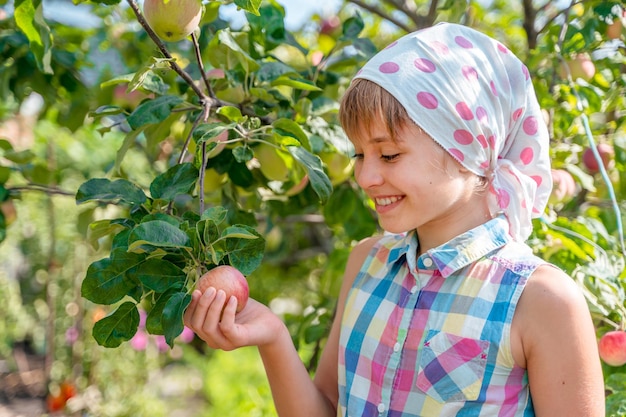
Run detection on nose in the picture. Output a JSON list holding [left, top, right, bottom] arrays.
[[354, 157, 383, 189]]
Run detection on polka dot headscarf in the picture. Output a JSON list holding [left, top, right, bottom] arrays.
[[354, 22, 552, 242]]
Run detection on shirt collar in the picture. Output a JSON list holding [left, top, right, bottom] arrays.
[[386, 215, 511, 278]]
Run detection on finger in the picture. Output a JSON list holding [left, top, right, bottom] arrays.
[[183, 290, 202, 326], [202, 289, 227, 333], [189, 287, 217, 330], [219, 296, 238, 329]]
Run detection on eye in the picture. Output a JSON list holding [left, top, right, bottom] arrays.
[[352, 153, 364, 160], [381, 154, 399, 161]]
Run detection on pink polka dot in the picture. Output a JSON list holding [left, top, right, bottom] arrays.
[[379, 62, 400, 74], [531, 175, 543, 186], [520, 147, 534, 165], [487, 135, 496, 149], [490, 80, 498, 96], [448, 148, 465, 162], [523, 116, 538, 135], [476, 106, 488, 124], [462, 66, 478, 81], [476, 134, 488, 148], [453, 129, 474, 145], [455, 36, 473, 48], [497, 43, 509, 53], [414, 58, 436, 73], [497, 189, 510, 209], [480, 160, 490, 169], [417, 92, 438, 109], [522, 65, 530, 80], [455, 102, 474, 120], [512, 108, 524, 121], [430, 41, 449, 55]]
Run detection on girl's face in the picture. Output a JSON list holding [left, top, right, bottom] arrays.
[[351, 118, 491, 245]]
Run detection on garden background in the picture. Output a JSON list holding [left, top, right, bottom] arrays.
[[1, 0, 626, 415]]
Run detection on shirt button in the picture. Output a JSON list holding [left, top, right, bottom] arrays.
[[393, 342, 401, 352], [410, 285, 418, 294], [378, 403, 386, 413], [423, 257, 433, 267]]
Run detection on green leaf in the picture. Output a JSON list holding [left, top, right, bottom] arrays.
[[256, 61, 297, 82], [146, 293, 167, 335], [76, 178, 147, 206], [193, 122, 236, 144], [273, 118, 310, 149], [232, 146, 253, 163], [340, 13, 364, 41], [150, 163, 199, 201], [114, 125, 147, 174], [201, 206, 228, 224], [127, 95, 183, 130], [128, 220, 191, 252], [216, 29, 260, 72], [162, 292, 192, 348], [132, 259, 186, 292], [224, 225, 265, 275], [221, 225, 261, 240], [92, 302, 140, 348], [86, 219, 127, 250], [81, 249, 145, 304], [14, 0, 52, 74], [234, 0, 261, 16], [198, 218, 220, 247], [287, 146, 332, 204], [271, 75, 322, 92], [217, 106, 244, 123]]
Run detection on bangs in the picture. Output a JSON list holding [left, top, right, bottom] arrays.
[[339, 78, 410, 143]]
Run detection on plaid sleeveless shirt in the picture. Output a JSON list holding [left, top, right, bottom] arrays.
[[338, 216, 544, 416]]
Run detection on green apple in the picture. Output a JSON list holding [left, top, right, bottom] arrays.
[[320, 151, 353, 186], [255, 143, 291, 182], [143, 0, 203, 42]]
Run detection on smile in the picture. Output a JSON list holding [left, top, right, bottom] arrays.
[[375, 196, 403, 206]]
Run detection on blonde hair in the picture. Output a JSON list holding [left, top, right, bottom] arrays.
[[339, 78, 489, 191], [339, 78, 412, 142]]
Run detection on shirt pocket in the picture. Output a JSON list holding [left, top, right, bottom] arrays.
[[415, 329, 490, 403]]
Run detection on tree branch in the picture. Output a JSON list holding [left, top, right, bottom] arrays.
[[346, 0, 414, 32], [125, 0, 211, 104]]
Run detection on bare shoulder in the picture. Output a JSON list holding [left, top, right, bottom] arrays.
[[515, 264, 605, 416], [522, 264, 587, 313], [516, 264, 590, 349]]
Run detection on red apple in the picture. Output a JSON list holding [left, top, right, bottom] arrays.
[[549, 169, 577, 204], [582, 143, 614, 174], [320, 16, 341, 35], [558, 53, 596, 81], [598, 330, 626, 367], [143, 0, 203, 42], [196, 265, 249, 313]]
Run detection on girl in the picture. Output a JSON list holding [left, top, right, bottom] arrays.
[[184, 23, 605, 416]]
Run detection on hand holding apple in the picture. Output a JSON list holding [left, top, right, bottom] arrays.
[[196, 265, 249, 313]]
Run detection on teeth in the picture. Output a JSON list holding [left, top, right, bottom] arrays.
[[376, 196, 401, 206]]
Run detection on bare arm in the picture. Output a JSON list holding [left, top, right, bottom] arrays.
[[184, 236, 380, 417], [514, 265, 605, 417]]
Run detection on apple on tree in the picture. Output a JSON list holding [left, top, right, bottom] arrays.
[[196, 265, 249, 313], [598, 330, 626, 367], [548, 169, 577, 205], [143, 0, 203, 42], [558, 53, 596, 82], [582, 143, 614, 174]]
